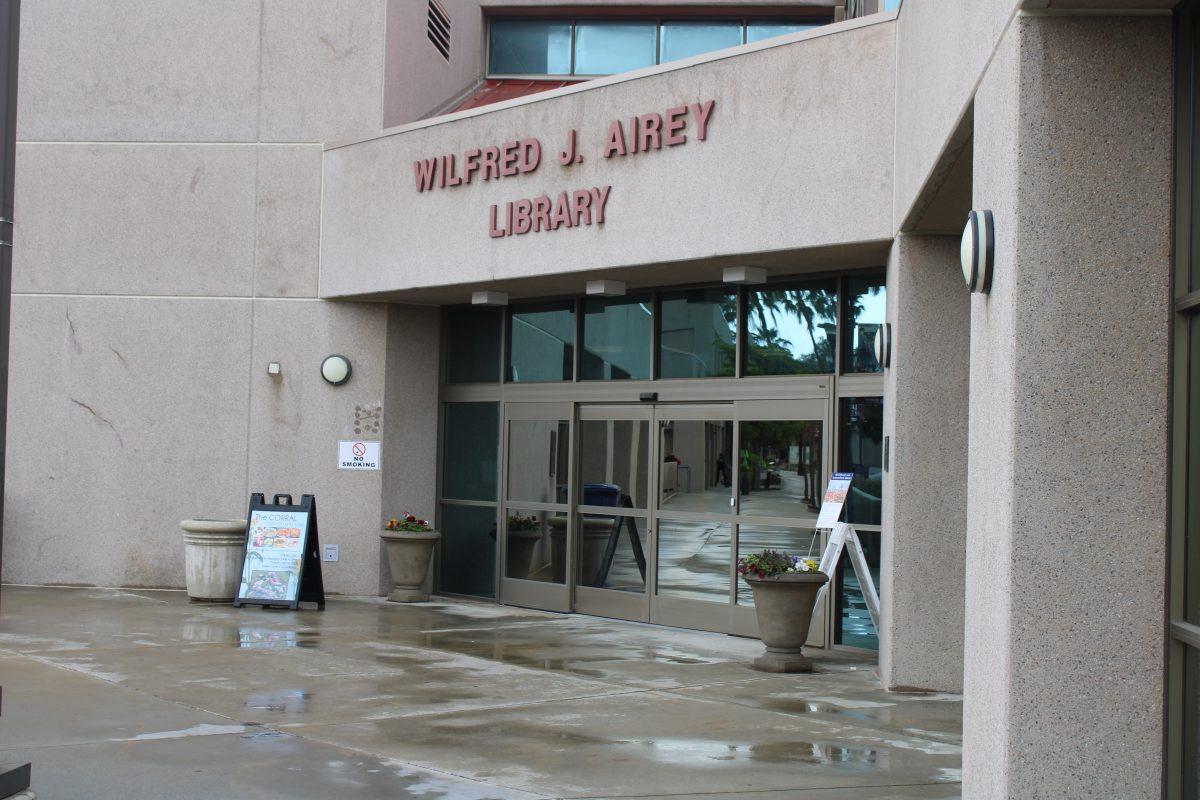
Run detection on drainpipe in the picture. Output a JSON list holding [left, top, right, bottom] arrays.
[[0, 1, 29, 797]]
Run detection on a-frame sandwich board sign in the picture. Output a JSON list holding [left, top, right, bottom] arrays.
[[233, 493, 326, 611]]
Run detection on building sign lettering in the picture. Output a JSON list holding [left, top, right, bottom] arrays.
[[411, 99, 717, 237]]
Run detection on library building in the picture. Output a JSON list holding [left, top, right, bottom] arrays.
[[2, 0, 1195, 797]]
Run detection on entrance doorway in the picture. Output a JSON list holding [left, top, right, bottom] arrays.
[[498, 398, 831, 641]]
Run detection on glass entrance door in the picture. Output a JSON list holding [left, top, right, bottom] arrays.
[[650, 405, 737, 631], [730, 399, 830, 643], [573, 405, 653, 622], [499, 401, 573, 612], [570, 399, 831, 639]]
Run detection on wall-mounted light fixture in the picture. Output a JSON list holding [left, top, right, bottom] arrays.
[[267, 362, 281, 376], [874, 322, 891, 369], [320, 354, 352, 386], [586, 280, 626, 297], [960, 209, 994, 293], [472, 290, 508, 306], [722, 266, 767, 285]]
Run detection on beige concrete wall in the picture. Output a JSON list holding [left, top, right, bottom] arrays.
[[4, 1, 403, 596], [381, 305, 442, 594], [384, 0, 485, 127], [892, 0, 1017, 232], [964, 14, 1171, 798], [879, 234, 968, 693], [323, 15, 896, 300]]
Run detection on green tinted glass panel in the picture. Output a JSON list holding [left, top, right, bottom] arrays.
[[746, 280, 837, 375], [745, 22, 820, 43], [835, 530, 879, 650], [441, 403, 499, 501], [488, 19, 571, 75], [439, 503, 497, 598], [1188, 644, 1199, 799], [1189, 315, 1200, 625], [658, 288, 737, 378], [659, 21, 741, 63], [842, 274, 886, 373], [444, 306, 501, 383], [581, 295, 652, 380], [839, 397, 883, 526], [574, 21, 657, 75], [508, 301, 574, 382]]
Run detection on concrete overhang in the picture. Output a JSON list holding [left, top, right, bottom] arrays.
[[320, 11, 897, 303]]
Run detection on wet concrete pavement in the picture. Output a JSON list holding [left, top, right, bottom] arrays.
[[0, 586, 961, 799]]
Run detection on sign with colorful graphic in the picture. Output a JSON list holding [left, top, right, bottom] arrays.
[[238, 509, 307, 602], [234, 494, 325, 610], [815, 472, 854, 529]]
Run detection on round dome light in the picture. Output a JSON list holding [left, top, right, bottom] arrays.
[[320, 354, 352, 386], [960, 209, 995, 294]]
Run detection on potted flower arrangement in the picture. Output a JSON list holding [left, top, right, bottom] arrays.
[[381, 514, 440, 603], [738, 549, 828, 673]]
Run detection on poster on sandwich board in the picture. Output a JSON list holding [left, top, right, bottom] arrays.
[[234, 494, 325, 610], [815, 472, 854, 529]]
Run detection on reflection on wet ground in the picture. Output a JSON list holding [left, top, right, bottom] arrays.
[[0, 585, 961, 799]]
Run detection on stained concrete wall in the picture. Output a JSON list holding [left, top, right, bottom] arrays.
[[879, 234, 968, 693], [3, 1, 409, 596], [323, 14, 896, 300], [964, 14, 1172, 797]]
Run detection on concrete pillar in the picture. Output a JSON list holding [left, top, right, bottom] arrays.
[[381, 304, 441, 595], [965, 15, 1171, 798], [879, 234, 969, 692]]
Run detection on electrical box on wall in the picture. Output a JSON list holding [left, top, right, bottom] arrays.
[[322, 544, 339, 562]]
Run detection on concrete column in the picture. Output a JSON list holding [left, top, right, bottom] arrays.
[[879, 234, 969, 692], [965, 15, 1171, 798], [381, 304, 441, 595]]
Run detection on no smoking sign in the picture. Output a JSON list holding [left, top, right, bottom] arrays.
[[338, 440, 380, 470]]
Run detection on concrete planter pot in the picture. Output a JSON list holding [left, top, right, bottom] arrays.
[[381, 531, 440, 602], [180, 518, 247, 602], [744, 572, 829, 673], [505, 528, 542, 580]]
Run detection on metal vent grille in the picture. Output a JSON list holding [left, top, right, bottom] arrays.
[[427, 0, 450, 61]]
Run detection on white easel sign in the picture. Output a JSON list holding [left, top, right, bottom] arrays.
[[810, 472, 880, 635]]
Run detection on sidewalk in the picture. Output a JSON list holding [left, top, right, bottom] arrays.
[[0, 586, 961, 799]]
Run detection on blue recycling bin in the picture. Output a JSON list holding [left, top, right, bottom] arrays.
[[583, 483, 621, 507], [555, 483, 622, 505]]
